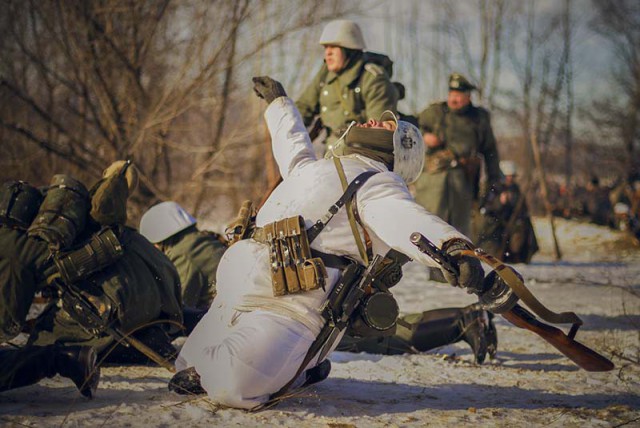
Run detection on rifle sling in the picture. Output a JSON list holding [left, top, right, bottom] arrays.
[[306, 168, 378, 244], [462, 248, 583, 338], [332, 157, 370, 264]]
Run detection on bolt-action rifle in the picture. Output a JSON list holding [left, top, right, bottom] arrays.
[[410, 232, 613, 372]]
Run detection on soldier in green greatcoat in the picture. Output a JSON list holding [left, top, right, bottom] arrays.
[[414, 73, 501, 237], [296, 19, 399, 149], [0, 163, 183, 399], [140, 201, 227, 310]]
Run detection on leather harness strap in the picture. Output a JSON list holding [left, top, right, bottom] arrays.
[[461, 247, 583, 339]]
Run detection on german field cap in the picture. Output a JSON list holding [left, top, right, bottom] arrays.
[[448, 73, 476, 92]]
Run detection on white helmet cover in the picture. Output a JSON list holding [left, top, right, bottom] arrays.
[[319, 19, 366, 50], [499, 160, 517, 176], [380, 111, 425, 184], [139, 201, 196, 243]]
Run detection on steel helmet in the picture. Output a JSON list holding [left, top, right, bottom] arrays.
[[319, 20, 366, 50], [380, 111, 425, 184], [139, 201, 196, 243], [499, 160, 517, 177]]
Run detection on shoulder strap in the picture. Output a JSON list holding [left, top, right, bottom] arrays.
[[332, 157, 369, 265], [306, 165, 377, 249]]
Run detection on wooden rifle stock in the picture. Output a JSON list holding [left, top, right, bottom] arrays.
[[410, 232, 614, 372], [502, 305, 613, 371]]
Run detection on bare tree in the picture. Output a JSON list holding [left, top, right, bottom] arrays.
[[0, 0, 359, 224], [428, 0, 508, 108], [588, 0, 640, 179]]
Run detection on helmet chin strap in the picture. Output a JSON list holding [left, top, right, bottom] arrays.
[[325, 121, 357, 159]]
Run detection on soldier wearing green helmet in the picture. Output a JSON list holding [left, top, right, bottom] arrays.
[[296, 19, 399, 151], [414, 73, 502, 237]]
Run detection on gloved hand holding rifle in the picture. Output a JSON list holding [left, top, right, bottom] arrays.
[[410, 232, 614, 372]]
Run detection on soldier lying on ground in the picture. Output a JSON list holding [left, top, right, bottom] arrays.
[[141, 200, 496, 365], [0, 162, 182, 398], [167, 76, 505, 409]]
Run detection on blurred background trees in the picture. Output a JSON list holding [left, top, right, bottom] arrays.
[[0, 0, 637, 225]]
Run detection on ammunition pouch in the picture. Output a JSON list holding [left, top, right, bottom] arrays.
[[54, 227, 124, 284], [0, 180, 44, 229], [225, 200, 256, 245], [261, 216, 328, 296], [28, 175, 89, 250]]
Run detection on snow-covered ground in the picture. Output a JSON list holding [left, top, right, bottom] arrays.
[[1, 217, 639, 427]]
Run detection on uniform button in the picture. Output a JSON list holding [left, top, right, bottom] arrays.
[[355, 87, 361, 93], [321, 106, 327, 112], [344, 111, 349, 116], [323, 90, 328, 96], [342, 94, 347, 99]]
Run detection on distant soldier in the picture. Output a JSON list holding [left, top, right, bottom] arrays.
[[296, 19, 399, 150], [414, 73, 501, 237], [476, 161, 538, 264], [580, 176, 613, 227], [0, 162, 182, 398], [140, 201, 227, 310]]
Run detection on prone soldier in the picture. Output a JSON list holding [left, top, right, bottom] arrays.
[[0, 161, 183, 398]]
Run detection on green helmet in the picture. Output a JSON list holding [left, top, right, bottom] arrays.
[[319, 20, 366, 50], [448, 73, 476, 92]]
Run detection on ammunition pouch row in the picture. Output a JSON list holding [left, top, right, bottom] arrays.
[[28, 174, 90, 250], [255, 216, 328, 297]]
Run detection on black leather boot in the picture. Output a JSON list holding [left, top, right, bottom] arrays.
[[0, 346, 57, 393], [168, 367, 206, 395], [303, 359, 331, 387], [0, 345, 99, 398], [460, 305, 497, 364], [55, 345, 100, 399]]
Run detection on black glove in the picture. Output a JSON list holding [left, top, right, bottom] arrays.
[[252, 76, 287, 104], [441, 238, 485, 294]]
